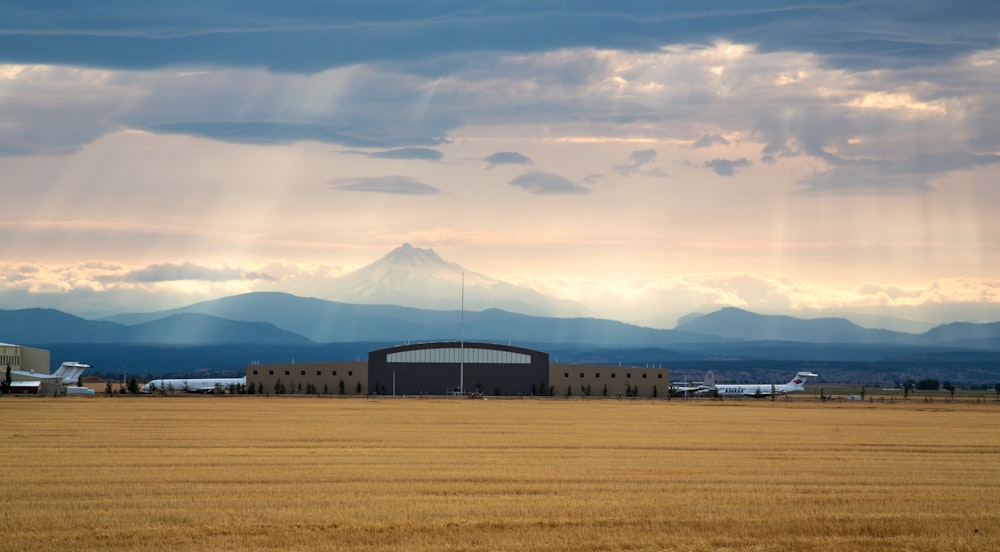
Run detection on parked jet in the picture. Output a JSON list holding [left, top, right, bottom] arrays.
[[140, 377, 246, 394], [699, 370, 819, 397], [674, 370, 819, 397]]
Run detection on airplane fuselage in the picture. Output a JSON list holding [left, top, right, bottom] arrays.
[[686, 371, 818, 397], [141, 377, 246, 393], [715, 383, 797, 396]]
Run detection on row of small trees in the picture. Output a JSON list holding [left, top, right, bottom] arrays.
[[898, 380, 1000, 398], [105, 378, 142, 394], [529, 381, 660, 398], [271, 378, 362, 395]]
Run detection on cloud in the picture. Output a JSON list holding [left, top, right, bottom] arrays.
[[97, 263, 274, 284], [1, 3, 996, 73], [367, 147, 443, 160], [440, 268, 1000, 329], [5, 258, 999, 327], [0, 260, 256, 315], [485, 151, 533, 167], [332, 175, 442, 195], [0, 64, 465, 154], [4, 35, 997, 199], [509, 171, 590, 195], [704, 158, 751, 176], [614, 149, 668, 178], [0, 65, 132, 156], [794, 152, 1000, 196], [129, 66, 461, 148], [693, 134, 730, 148], [150, 122, 384, 147], [795, 169, 932, 196]]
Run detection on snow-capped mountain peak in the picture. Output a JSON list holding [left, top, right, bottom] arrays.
[[366, 243, 467, 281], [324, 244, 588, 317]]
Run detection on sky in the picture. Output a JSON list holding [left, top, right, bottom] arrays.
[[2, 1, 1000, 329]]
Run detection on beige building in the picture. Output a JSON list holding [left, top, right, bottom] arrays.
[[1, 343, 51, 375], [248, 361, 368, 395], [550, 363, 669, 398]]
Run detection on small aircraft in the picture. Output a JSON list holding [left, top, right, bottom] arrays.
[[673, 371, 819, 397], [140, 377, 246, 394]]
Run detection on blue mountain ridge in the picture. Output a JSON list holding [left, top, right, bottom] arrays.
[[7, 296, 1000, 382], [4, 294, 998, 349]]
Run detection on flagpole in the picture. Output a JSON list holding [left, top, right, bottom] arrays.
[[460, 271, 464, 396]]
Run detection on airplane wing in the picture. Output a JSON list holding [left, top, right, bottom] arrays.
[[186, 384, 224, 393], [671, 383, 715, 396]]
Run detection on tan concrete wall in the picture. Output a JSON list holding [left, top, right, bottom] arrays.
[[550, 363, 670, 398], [21, 346, 51, 374], [246, 361, 368, 396]]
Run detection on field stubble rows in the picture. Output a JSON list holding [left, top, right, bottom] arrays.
[[2, 397, 999, 551]]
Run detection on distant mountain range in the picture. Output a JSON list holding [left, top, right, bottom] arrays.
[[676, 307, 1000, 349], [3, 242, 1000, 382], [6, 295, 1000, 383], [3, 294, 1000, 352], [0, 307, 309, 345], [5, 292, 713, 347]]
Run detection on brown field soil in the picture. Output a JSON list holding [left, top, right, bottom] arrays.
[[2, 396, 999, 551]]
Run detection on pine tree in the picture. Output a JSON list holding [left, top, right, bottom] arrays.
[[1, 365, 11, 395]]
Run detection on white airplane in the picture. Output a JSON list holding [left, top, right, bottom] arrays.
[[141, 377, 246, 394], [678, 371, 819, 397]]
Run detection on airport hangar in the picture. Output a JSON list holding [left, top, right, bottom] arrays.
[[246, 341, 670, 397]]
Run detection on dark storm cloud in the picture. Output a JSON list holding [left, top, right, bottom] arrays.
[[485, 152, 533, 167], [705, 158, 751, 177], [509, 171, 590, 195], [2, 2, 996, 72], [98, 263, 273, 283], [332, 175, 442, 195]]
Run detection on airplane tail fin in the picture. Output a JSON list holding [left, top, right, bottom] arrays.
[[52, 362, 89, 385], [704, 370, 715, 387], [789, 371, 818, 389]]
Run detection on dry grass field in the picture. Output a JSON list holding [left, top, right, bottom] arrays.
[[2, 396, 999, 551]]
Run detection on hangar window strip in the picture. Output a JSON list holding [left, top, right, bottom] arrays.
[[387, 347, 531, 364]]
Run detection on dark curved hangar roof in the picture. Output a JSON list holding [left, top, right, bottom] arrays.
[[368, 341, 548, 396]]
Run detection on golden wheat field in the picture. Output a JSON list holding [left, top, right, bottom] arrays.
[[2, 396, 999, 551]]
